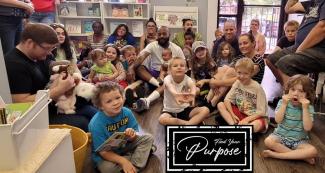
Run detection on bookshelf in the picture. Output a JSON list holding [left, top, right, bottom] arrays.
[[55, 0, 150, 53], [102, 0, 149, 37]]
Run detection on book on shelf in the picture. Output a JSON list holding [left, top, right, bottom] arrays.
[[112, 5, 129, 17], [133, 4, 143, 17], [70, 36, 89, 54], [59, 3, 77, 16], [136, 0, 146, 3], [0, 96, 33, 124], [95, 132, 128, 152], [84, 21, 94, 33], [5, 102, 33, 124], [131, 21, 143, 37], [65, 20, 82, 34], [110, 21, 127, 34]]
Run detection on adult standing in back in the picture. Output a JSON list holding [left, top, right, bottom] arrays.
[[0, 0, 34, 55], [211, 20, 241, 60], [139, 18, 158, 51], [172, 18, 202, 48]]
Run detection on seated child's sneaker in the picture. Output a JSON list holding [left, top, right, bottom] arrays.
[[132, 98, 149, 112], [125, 88, 137, 107], [150, 144, 157, 155]]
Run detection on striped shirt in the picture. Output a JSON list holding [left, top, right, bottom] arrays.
[[274, 99, 314, 142], [87, 34, 108, 49]]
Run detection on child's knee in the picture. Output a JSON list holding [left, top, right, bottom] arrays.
[[200, 106, 210, 116], [309, 145, 318, 157], [264, 136, 275, 147], [158, 115, 168, 125], [217, 102, 225, 110], [140, 134, 154, 145]]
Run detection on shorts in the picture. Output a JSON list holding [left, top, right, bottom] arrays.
[[268, 46, 325, 76], [148, 69, 160, 78], [162, 107, 194, 121], [118, 80, 128, 89], [267, 46, 295, 65], [270, 133, 308, 149], [231, 104, 266, 130]]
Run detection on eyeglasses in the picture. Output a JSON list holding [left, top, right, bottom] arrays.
[[37, 43, 57, 52], [49, 23, 65, 28]]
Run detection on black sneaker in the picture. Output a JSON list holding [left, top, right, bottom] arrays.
[[125, 88, 137, 107]]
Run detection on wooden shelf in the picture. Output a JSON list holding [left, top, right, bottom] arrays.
[[58, 16, 101, 19], [104, 16, 149, 20]]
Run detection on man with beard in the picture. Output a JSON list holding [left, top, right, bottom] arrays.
[[127, 26, 185, 85], [211, 20, 241, 61], [126, 26, 185, 112]]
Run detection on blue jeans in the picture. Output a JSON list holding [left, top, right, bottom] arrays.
[[29, 12, 55, 24], [0, 15, 22, 55]]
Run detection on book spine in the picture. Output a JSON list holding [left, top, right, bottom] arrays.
[[0, 107, 7, 124]]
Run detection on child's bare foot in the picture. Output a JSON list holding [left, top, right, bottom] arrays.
[[304, 157, 315, 165], [261, 150, 273, 158]]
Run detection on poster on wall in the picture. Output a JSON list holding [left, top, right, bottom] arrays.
[[155, 12, 197, 28]]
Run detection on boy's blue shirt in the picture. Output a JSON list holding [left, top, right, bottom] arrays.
[[88, 107, 139, 165]]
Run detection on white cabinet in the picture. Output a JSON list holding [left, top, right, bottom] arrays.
[[0, 91, 75, 173]]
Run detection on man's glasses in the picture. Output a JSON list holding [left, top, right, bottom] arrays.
[[49, 23, 65, 28], [37, 43, 57, 52]]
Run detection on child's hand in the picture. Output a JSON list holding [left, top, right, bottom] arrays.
[[238, 119, 249, 125], [125, 128, 136, 140], [103, 75, 114, 81], [183, 93, 195, 103], [298, 97, 310, 107], [232, 114, 240, 124], [196, 80, 205, 88], [175, 93, 186, 105], [120, 158, 137, 173], [282, 94, 291, 105]]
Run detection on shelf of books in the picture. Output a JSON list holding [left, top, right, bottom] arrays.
[[55, 0, 150, 54]]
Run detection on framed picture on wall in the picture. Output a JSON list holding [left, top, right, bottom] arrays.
[[154, 6, 198, 29]]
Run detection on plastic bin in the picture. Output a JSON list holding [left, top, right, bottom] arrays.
[[49, 124, 89, 173]]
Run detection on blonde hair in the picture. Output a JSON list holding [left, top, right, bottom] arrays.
[[121, 45, 136, 56], [235, 58, 254, 73], [168, 57, 186, 69], [284, 20, 299, 30]]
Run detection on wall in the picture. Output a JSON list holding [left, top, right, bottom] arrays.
[[149, 0, 209, 43], [0, 40, 12, 103]]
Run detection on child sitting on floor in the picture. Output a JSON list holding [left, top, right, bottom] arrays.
[[89, 82, 155, 173], [262, 74, 318, 164], [87, 49, 118, 83], [159, 57, 210, 125], [217, 58, 268, 133], [206, 41, 236, 107], [159, 47, 173, 81], [131, 48, 173, 112]]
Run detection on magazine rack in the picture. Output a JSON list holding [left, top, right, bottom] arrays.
[[0, 90, 75, 172]]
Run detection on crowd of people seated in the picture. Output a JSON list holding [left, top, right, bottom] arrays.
[[1, 0, 325, 171]]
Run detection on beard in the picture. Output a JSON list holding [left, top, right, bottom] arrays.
[[158, 37, 170, 48]]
